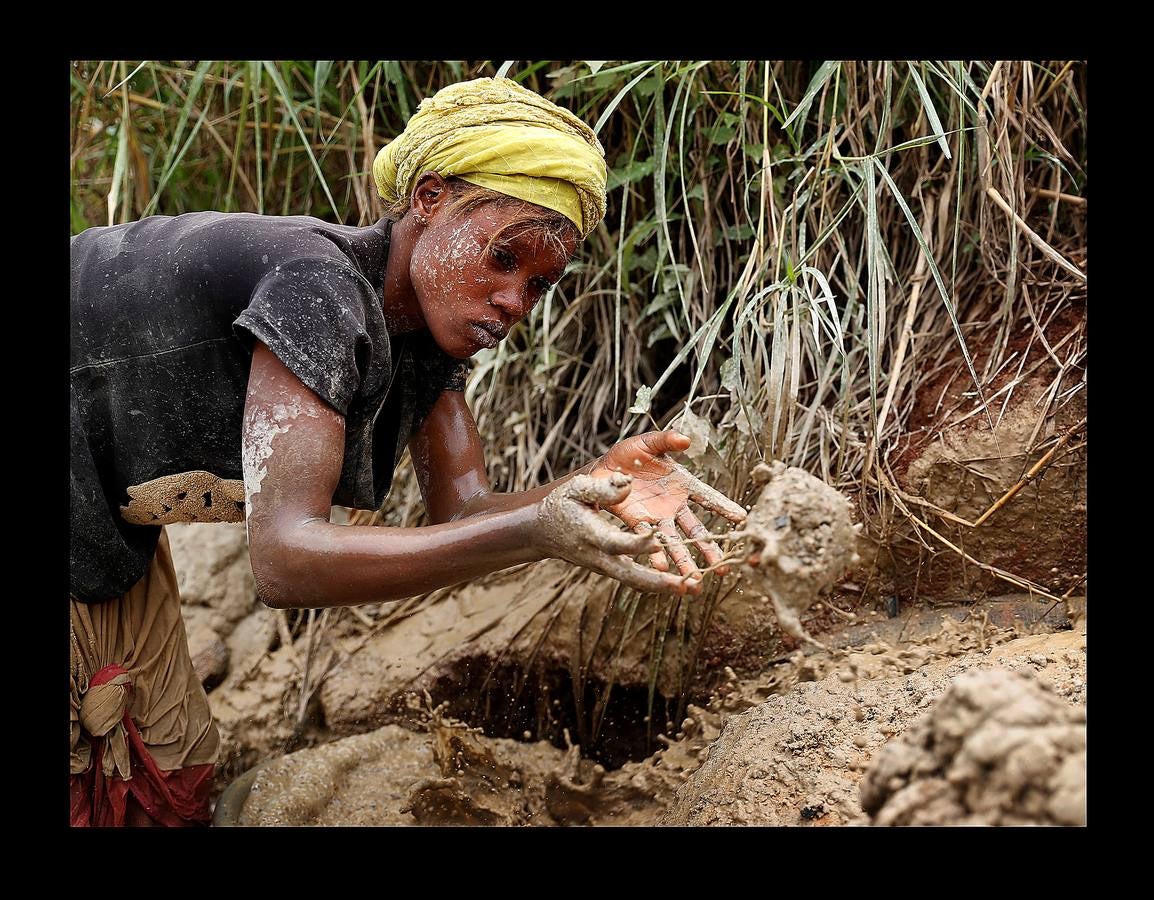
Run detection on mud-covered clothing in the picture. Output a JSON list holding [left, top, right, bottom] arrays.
[[70, 529, 217, 827], [70, 211, 469, 603]]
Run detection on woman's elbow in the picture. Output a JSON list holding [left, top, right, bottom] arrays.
[[247, 521, 305, 609], [250, 554, 295, 609]]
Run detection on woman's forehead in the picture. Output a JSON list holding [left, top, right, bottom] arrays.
[[486, 221, 575, 266]]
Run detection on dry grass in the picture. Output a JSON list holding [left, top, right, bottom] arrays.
[[72, 59, 1087, 727]]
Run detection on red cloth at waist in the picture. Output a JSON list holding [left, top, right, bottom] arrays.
[[70, 664, 214, 827]]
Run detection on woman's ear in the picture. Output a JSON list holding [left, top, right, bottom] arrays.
[[411, 172, 449, 221]]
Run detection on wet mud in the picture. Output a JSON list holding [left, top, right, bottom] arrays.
[[174, 458, 1085, 827]]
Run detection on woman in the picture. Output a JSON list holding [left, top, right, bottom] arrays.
[[70, 77, 747, 827]]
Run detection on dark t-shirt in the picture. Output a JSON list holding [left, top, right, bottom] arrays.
[[70, 211, 469, 603]]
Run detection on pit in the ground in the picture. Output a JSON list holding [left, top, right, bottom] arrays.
[[416, 656, 688, 770]]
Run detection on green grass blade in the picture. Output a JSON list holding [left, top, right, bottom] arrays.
[[907, 61, 952, 160], [873, 156, 984, 402], [593, 62, 659, 135], [142, 59, 213, 217], [102, 60, 149, 99], [781, 60, 840, 133], [107, 111, 129, 225], [262, 60, 339, 217], [863, 160, 882, 432]]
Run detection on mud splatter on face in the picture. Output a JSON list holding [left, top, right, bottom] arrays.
[[407, 203, 576, 360]]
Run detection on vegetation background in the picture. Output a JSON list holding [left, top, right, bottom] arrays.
[[70, 59, 1087, 602]]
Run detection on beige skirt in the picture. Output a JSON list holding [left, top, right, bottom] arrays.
[[71, 528, 221, 778]]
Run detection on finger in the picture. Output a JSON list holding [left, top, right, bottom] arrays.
[[685, 473, 749, 523], [611, 496, 664, 534], [593, 553, 703, 596], [675, 508, 727, 574], [579, 511, 661, 556], [565, 472, 632, 508], [658, 517, 700, 579], [625, 500, 669, 570], [634, 521, 669, 572], [636, 430, 692, 458]]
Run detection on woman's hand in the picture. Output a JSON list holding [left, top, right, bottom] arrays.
[[590, 430, 748, 583], [533, 471, 704, 595]]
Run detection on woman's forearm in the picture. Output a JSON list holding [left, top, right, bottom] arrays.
[[254, 502, 542, 609], [452, 459, 599, 520]]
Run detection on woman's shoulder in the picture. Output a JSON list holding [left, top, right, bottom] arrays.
[[71, 211, 391, 290], [71, 210, 387, 252]]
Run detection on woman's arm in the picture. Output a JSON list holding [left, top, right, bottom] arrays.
[[407, 389, 592, 524], [410, 390, 747, 580], [243, 341, 679, 609]]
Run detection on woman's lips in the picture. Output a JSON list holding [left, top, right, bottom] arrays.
[[470, 322, 501, 349]]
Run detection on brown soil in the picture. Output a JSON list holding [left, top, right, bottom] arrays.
[[859, 667, 1086, 826], [662, 622, 1085, 826], [166, 449, 1085, 827], [220, 600, 1085, 826], [879, 302, 1086, 602]]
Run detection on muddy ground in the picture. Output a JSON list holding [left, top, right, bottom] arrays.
[[172, 375, 1086, 827], [172, 519, 1085, 827], [212, 595, 1085, 826]]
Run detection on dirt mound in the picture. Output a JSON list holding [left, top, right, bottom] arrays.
[[228, 699, 694, 826], [887, 305, 1086, 603], [167, 483, 1086, 825], [221, 605, 1085, 827], [660, 626, 1085, 826], [860, 668, 1086, 825]]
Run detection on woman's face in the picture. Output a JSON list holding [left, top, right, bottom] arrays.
[[409, 201, 578, 359]]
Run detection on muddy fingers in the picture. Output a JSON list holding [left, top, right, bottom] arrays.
[[581, 511, 662, 556], [683, 468, 748, 523], [596, 553, 702, 596], [634, 521, 670, 572], [564, 472, 633, 507], [535, 474, 703, 595], [676, 507, 728, 574], [656, 516, 699, 579], [536, 474, 658, 562]]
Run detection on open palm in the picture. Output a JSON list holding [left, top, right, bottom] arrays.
[[591, 431, 747, 581]]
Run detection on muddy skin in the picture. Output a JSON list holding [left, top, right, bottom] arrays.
[[736, 461, 861, 646], [536, 472, 700, 596]]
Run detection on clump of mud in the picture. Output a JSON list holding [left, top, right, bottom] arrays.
[[860, 668, 1086, 826], [739, 461, 859, 646]]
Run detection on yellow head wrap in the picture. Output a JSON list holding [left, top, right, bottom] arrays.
[[373, 77, 607, 239]]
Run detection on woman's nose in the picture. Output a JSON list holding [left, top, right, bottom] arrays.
[[489, 284, 526, 320]]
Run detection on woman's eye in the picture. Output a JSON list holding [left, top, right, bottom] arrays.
[[492, 248, 516, 270]]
